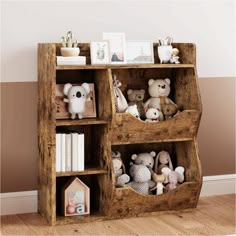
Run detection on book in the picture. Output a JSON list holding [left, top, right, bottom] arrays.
[[56, 83, 97, 119], [61, 133, 66, 172], [56, 56, 86, 66], [71, 133, 78, 171], [65, 134, 72, 171], [78, 133, 85, 171], [56, 133, 62, 172]]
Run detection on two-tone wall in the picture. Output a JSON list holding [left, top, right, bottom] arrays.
[[1, 0, 235, 193]]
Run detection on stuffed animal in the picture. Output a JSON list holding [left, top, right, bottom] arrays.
[[160, 96, 179, 119], [131, 151, 156, 169], [113, 75, 128, 112], [154, 150, 173, 175], [170, 48, 180, 64], [63, 83, 90, 119], [148, 166, 166, 195], [127, 163, 155, 195], [112, 151, 130, 187], [145, 108, 162, 122], [125, 104, 141, 120], [127, 89, 146, 119], [162, 166, 185, 191], [144, 78, 177, 120]]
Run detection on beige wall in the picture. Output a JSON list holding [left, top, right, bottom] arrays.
[[0, 78, 235, 192]]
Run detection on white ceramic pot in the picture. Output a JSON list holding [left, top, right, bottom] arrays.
[[158, 45, 173, 63], [61, 47, 80, 57]]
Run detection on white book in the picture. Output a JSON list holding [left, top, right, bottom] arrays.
[[71, 133, 78, 172], [65, 134, 72, 171], [57, 56, 86, 61], [56, 133, 61, 172], [78, 133, 85, 171], [61, 133, 66, 172]]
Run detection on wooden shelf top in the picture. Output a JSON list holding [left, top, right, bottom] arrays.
[[56, 63, 194, 70], [56, 118, 109, 126], [56, 167, 108, 177]]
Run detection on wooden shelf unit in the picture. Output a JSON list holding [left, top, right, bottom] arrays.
[[38, 42, 202, 225]]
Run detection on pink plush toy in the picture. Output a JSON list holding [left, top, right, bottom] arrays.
[[154, 150, 173, 174]]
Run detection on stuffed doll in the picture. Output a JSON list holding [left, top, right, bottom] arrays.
[[145, 108, 162, 122], [113, 75, 128, 112], [154, 150, 173, 175], [162, 166, 185, 191], [112, 151, 130, 187], [63, 83, 90, 119]]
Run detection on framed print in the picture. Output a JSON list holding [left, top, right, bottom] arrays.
[[126, 40, 154, 64], [90, 41, 110, 64], [103, 32, 127, 64]]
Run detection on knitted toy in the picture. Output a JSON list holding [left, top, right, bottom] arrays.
[[127, 163, 155, 195], [63, 83, 90, 119], [112, 151, 130, 187], [154, 150, 173, 175], [131, 151, 156, 169]]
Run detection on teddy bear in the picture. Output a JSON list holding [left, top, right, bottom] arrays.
[[127, 89, 146, 119], [63, 83, 90, 119], [144, 78, 177, 120], [127, 163, 155, 195], [154, 150, 173, 175], [145, 108, 162, 122], [160, 96, 179, 119], [112, 151, 130, 187], [131, 151, 156, 169], [162, 166, 185, 191], [125, 104, 141, 120]]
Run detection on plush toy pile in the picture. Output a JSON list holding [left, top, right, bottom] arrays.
[[111, 150, 185, 195]]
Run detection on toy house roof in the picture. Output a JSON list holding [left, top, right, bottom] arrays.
[[64, 177, 89, 191]]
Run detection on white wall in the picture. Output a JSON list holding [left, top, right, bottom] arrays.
[[1, 0, 236, 82]]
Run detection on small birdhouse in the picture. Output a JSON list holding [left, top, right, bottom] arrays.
[[62, 177, 90, 216]]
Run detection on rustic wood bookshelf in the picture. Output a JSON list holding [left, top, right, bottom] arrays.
[[38, 42, 202, 225]]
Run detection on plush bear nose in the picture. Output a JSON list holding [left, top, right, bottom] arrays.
[[76, 91, 81, 98], [161, 85, 165, 89]]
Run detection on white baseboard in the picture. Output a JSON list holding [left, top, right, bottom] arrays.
[[200, 174, 236, 196], [0, 174, 235, 215], [0, 190, 38, 216]]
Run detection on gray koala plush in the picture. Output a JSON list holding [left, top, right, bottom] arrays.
[[63, 83, 90, 119]]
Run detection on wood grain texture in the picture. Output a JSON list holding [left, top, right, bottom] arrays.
[[1, 194, 235, 235]]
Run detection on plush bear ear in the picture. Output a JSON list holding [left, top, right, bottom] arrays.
[[150, 151, 156, 157], [175, 166, 185, 183], [127, 89, 133, 95], [63, 83, 72, 96], [81, 83, 90, 94], [148, 79, 155, 86], [131, 154, 137, 160], [164, 78, 171, 85]]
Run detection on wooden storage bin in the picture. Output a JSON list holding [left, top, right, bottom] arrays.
[[108, 140, 202, 217]]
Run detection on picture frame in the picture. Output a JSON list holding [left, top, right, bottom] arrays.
[[56, 83, 97, 119], [103, 32, 127, 64], [126, 40, 154, 64], [90, 41, 110, 65]]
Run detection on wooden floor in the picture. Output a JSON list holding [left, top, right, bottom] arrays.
[[1, 194, 235, 235]]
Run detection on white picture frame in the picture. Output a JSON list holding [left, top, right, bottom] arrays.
[[126, 40, 154, 64], [90, 41, 110, 65], [103, 32, 127, 64]]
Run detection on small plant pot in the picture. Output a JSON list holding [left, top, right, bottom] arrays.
[[61, 47, 80, 57]]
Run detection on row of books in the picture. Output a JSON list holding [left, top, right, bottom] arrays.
[[56, 56, 86, 65], [56, 133, 84, 172]]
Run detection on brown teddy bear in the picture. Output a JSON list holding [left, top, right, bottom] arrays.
[[160, 96, 179, 119], [127, 89, 146, 119]]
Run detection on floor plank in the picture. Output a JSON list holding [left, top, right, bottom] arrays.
[[1, 194, 235, 235]]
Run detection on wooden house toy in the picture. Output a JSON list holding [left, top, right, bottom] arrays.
[[62, 177, 90, 216]]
